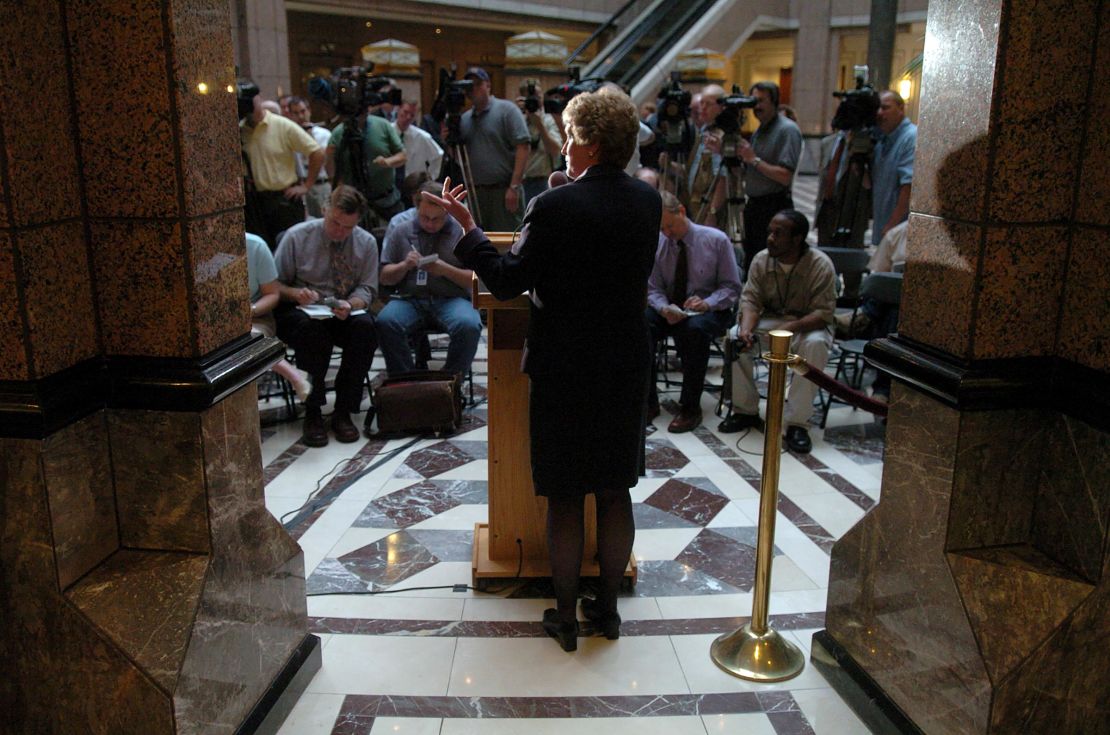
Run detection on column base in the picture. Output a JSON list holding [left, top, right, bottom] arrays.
[[809, 630, 923, 735], [236, 634, 322, 735]]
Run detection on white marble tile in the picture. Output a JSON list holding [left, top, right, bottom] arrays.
[[772, 522, 833, 587], [369, 717, 443, 734], [768, 556, 821, 592], [705, 501, 758, 528], [702, 713, 778, 735], [810, 444, 883, 499], [441, 716, 711, 734], [684, 454, 761, 503], [407, 504, 489, 530], [275, 692, 345, 735], [264, 437, 376, 499], [630, 477, 670, 502], [326, 527, 398, 558], [308, 594, 465, 621], [788, 492, 866, 539], [299, 498, 380, 575], [671, 633, 832, 693], [433, 458, 490, 481], [633, 528, 702, 561], [448, 635, 689, 696], [792, 686, 870, 734], [306, 634, 456, 695]]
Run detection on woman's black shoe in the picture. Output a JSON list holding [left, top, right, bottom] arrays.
[[542, 608, 578, 652], [581, 597, 621, 640]]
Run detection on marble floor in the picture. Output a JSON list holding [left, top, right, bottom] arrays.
[[261, 339, 883, 734], [265, 174, 882, 734]]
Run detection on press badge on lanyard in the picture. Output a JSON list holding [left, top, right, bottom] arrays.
[[416, 269, 428, 286]]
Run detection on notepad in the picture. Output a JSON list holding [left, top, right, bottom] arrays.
[[297, 305, 368, 319]]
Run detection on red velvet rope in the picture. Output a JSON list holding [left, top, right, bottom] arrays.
[[792, 360, 889, 417]]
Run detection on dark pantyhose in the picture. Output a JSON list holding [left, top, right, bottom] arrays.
[[545, 488, 635, 623]]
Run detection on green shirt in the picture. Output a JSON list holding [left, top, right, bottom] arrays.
[[329, 115, 403, 197]]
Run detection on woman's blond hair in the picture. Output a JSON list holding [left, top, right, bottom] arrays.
[[563, 88, 639, 168]]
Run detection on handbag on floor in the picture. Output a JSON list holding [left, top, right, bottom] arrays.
[[373, 370, 462, 436]]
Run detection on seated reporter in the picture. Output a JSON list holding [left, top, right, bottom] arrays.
[[376, 180, 481, 378], [274, 185, 379, 447], [647, 191, 740, 432], [425, 89, 660, 652], [720, 210, 835, 454]]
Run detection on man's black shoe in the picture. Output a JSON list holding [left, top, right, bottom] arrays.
[[331, 411, 361, 443], [302, 409, 328, 447], [717, 412, 764, 434], [785, 426, 812, 454]]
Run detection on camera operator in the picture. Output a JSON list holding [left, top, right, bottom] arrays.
[[713, 81, 802, 271], [459, 67, 531, 232], [687, 84, 726, 225], [517, 79, 563, 207], [871, 91, 916, 246], [239, 80, 324, 251], [326, 90, 407, 224]]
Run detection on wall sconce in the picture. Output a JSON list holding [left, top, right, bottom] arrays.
[[898, 77, 912, 100]]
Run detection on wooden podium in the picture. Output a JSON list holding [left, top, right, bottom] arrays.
[[470, 233, 636, 590]]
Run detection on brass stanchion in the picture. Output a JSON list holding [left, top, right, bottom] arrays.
[[710, 329, 805, 682]]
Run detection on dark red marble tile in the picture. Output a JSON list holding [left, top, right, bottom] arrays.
[[0, 2, 81, 227], [168, 0, 244, 216], [68, 1, 179, 218], [188, 210, 251, 356], [89, 219, 192, 358], [402, 441, 474, 478], [0, 231, 29, 380], [1059, 226, 1110, 372], [17, 221, 99, 377], [644, 478, 729, 526]]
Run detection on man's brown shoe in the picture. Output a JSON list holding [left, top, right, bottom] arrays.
[[667, 408, 701, 433], [302, 409, 328, 447], [331, 411, 360, 443]]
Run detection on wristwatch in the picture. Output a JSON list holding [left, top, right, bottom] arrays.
[[751, 157, 763, 169]]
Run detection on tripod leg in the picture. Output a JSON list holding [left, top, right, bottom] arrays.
[[453, 145, 482, 228]]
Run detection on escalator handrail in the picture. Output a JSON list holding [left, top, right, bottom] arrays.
[[591, 0, 684, 80], [565, 0, 641, 67], [618, 0, 719, 87]]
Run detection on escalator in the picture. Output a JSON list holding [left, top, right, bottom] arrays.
[[574, 0, 719, 90]]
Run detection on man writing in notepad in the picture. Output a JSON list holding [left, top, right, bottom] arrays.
[[376, 181, 481, 380], [274, 185, 380, 447], [646, 191, 741, 433]]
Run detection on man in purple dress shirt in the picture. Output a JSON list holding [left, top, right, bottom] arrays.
[[647, 191, 741, 432]]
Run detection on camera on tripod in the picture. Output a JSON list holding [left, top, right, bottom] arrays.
[[657, 73, 691, 148], [544, 69, 604, 115], [236, 79, 261, 120], [308, 63, 402, 118], [831, 66, 880, 131], [430, 67, 474, 147], [713, 86, 758, 165]]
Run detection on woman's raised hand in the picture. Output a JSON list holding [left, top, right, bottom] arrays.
[[422, 177, 476, 233]]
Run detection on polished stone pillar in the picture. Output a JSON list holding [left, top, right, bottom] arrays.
[[0, 1, 316, 733], [813, 1, 1110, 733], [791, 0, 834, 135], [231, 0, 292, 98]]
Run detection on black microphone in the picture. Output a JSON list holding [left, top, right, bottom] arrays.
[[548, 170, 569, 188]]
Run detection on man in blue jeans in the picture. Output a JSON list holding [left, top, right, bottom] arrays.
[[377, 180, 482, 378]]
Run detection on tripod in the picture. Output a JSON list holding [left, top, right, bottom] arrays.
[[830, 128, 873, 248], [440, 112, 482, 227], [696, 147, 746, 247]]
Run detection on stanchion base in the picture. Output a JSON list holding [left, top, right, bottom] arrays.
[[710, 623, 805, 682]]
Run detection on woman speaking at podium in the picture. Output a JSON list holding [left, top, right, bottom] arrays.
[[426, 88, 661, 651]]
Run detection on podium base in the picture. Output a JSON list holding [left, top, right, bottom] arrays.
[[471, 523, 637, 591]]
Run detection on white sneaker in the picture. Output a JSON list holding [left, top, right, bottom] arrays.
[[291, 369, 312, 402]]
